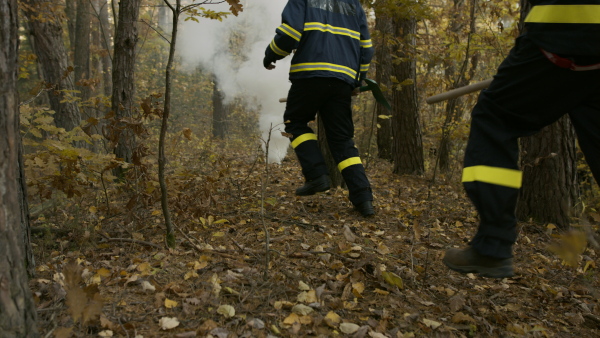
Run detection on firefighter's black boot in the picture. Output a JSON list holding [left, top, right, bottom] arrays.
[[295, 175, 330, 196], [443, 247, 514, 278], [355, 200, 374, 217]]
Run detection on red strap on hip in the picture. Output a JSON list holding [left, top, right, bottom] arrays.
[[541, 48, 600, 71]]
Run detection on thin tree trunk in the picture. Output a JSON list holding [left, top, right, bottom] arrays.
[[112, 0, 140, 165], [0, 0, 40, 333], [23, 0, 81, 131], [74, 0, 91, 102], [99, 0, 112, 97], [212, 76, 228, 139], [159, 0, 179, 247], [373, 11, 394, 161], [391, 16, 424, 175]]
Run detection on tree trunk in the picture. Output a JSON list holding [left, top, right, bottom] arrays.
[[391, 16, 424, 175], [98, 0, 112, 97], [515, 0, 579, 228], [65, 0, 76, 51], [373, 11, 394, 161], [23, 0, 81, 131], [0, 0, 40, 333], [112, 0, 140, 164], [517, 118, 579, 228], [74, 0, 91, 101], [318, 117, 345, 188], [212, 77, 228, 139]]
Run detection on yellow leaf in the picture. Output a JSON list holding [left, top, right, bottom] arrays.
[[217, 304, 235, 318], [184, 271, 198, 280], [422, 318, 442, 329], [283, 313, 300, 326], [352, 282, 365, 298], [96, 268, 111, 278], [374, 288, 389, 295], [137, 262, 151, 274], [212, 231, 225, 237], [89, 206, 97, 214], [164, 298, 178, 308], [324, 311, 341, 328], [382, 271, 403, 289]]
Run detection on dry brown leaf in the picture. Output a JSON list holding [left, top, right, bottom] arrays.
[[421, 318, 442, 329], [65, 287, 86, 323], [54, 327, 73, 338], [82, 293, 103, 325], [352, 282, 365, 298], [343, 225, 357, 242], [448, 294, 465, 312], [451, 312, 475, 324], [292, 304, 313, 316]]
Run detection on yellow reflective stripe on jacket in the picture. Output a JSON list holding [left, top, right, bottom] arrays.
[[291, 133, 317, 149], [270, 39, 289, 57], [304, 22, 360, 39], [360, 39, 373, 48], [338, 157, 362, 171], [278, 23, 302, 41], [462, 165, 523, 189], [525, 5, 600, 24], [290, 62, 357, 79], [360, 64, 369, 72]]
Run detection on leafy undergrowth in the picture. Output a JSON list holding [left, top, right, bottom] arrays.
[[31, 147, 600, 338]]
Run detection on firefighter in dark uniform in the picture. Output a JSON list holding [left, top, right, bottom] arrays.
[[263, 0, 375, 216], [443, 0, 600, 278]]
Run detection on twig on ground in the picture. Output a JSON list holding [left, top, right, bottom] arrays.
[[97, 232, 161, 249]]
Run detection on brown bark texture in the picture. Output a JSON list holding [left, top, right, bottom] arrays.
[[212, 78, 229, 139], [517, 116, 579, 228], [23, 0, 81, 131], [112, 0, 141, 163], [391, 16, 424, 175], [318, 118, 345, 189], [98, 0, 112, 97], [373, 12, 394, 161], [0, 0, 40, 334], [74, 0, 91, 101]]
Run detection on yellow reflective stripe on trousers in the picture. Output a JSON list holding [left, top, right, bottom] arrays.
[[462, 165, 523, 189], [291, 133, 317, 149], [525, 5, 600, 24], [338, 157, 362, 171]]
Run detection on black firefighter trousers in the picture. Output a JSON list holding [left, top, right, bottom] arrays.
[[464, 34, 600, 259], [283, 77, 372, 206]]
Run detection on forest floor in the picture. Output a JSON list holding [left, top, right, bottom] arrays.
[[30, 146, 600, 338]]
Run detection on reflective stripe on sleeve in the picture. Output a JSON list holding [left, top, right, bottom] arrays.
[[277, 23, 302, 41], [360, 39, 373, 48], [291, 133, 317, 149], [304, 22, 360, 39], [462, 165, 523, 189], [338, 157, 362, 171], [270, 39, 290, 57], [525, 5, 600, 24], [290, 62, 357, 79], [360, 64, 369, 72]]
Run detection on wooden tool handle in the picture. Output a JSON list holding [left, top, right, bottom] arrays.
[[426, 79, 493, 104]]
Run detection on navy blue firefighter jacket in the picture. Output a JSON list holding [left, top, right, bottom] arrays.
[[264, 0, 374, 87]]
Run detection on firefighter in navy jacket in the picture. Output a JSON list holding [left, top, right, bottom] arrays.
[[263, 0, 375, 216], [443, 0, 600, 278]]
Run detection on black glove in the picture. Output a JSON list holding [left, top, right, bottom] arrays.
[[263, 56, 275, 69]]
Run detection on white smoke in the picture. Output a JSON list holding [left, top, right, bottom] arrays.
[[178, 0, 291, 163]]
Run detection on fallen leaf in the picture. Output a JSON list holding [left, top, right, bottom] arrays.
[[98, 330, 113, 337], [340, 322, 360, 334], [324, 311, 341, 328], [217, 304, 235, 318], [159, 317, 180, 330], [292, 304, 313, 316], [165, 298, 178, 309], [352, 282, 365, 298], [422, 318, 442, 329], [451, 312, 475, 324], [381, 271, 403, 289], [298, 281, 311, 291], [448, 294, 465, 312], [141, 281, 155, 292], [283, 313, 300, 325], [343, 225, 357, 242]]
